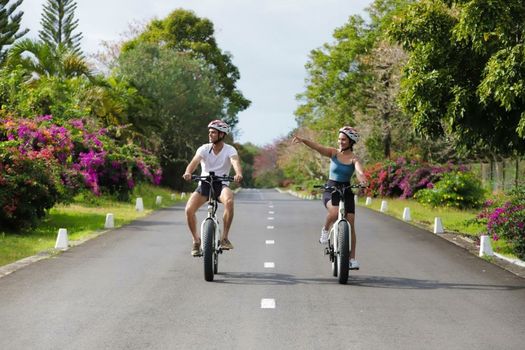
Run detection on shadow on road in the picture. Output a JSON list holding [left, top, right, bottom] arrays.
[[214, 272, 524, 291]]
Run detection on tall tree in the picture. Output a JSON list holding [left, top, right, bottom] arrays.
[[39, 0, 82, 54], [116, 42, 224, 189], [388, 0, 525, 157], [122, 9, 250, 128], [0, 0, 29, 64]]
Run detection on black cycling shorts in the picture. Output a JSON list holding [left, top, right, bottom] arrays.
[[196, 181, 227, 202], [322, 180, 355, 214]]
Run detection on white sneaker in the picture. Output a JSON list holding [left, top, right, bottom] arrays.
[[319, 227, 329, 244], [349, 259, 360, 270]]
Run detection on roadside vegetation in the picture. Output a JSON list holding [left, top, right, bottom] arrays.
[[0, 184, 180, 267]]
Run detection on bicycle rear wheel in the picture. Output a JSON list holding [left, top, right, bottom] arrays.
[[202, 219, 216, 282], [337, 220, 350, 284]]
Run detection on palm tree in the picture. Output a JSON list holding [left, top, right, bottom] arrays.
[[6, 39, 91, 80]]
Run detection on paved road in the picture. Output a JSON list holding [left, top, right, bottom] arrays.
[[1, 189, 524, 349]]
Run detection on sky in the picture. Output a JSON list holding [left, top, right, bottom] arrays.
[[19, 0, 373, 146]]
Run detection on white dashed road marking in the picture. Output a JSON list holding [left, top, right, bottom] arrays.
[[267, 226, 274, 229], [265, 240, 275, 245], [261, 299, 276, 309], [267, 217, 274, 220], [264, 262, 275, 268], [268, 211, 275, 214]]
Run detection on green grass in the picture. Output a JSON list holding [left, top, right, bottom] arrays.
[[0, 184, 183, 267], [357, 197, 485, 236]]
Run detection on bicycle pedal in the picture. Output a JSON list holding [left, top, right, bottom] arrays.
[[349, 266, 359, 270]]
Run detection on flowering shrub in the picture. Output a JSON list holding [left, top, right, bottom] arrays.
[[1, 115, 162, 229], [476, 186, 525, 259], [414, 171, 485, 209], [0, 146, 65, 228], [363, 157, 466, 199]]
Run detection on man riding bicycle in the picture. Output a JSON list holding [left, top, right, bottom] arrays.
[[182, 120, 243, 256]]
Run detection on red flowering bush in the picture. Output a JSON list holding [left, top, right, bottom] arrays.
[[363, 157, 465, 199], [0, 145, 65, 228]]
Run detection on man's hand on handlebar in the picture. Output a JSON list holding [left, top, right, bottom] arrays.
[[182, 172, 193, 182], [234, 174, 243, 183]]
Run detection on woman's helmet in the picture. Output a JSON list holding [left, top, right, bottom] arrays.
[[208, 119, 230, 134], [339, 126, 359, 143]]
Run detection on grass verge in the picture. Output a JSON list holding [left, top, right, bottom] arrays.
[[0, 184, 183, 267]]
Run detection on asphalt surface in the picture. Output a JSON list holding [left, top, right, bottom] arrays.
[[0, 188, 524, 349]]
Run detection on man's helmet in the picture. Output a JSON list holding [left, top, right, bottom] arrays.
[[208, 120, 230, 134], [339, 126, 359, 143]]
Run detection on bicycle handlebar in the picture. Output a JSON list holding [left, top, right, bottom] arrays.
[[191, 172, 235, 183], [313, 183, 367, 191]]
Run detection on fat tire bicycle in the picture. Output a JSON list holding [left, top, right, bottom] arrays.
[[314, 183, 364, 284], [192, 171, 235, 282]]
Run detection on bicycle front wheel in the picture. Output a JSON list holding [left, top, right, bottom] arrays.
[[202, 219, 216, 282], [337, 220, 350, 284]]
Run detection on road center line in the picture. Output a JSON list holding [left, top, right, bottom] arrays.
[[266, 225, 274, 229], [265, 240, 275, 245], [268, 211, 275, 214], [267, 217, 274, 220], [264, 262, 275, 268], [261, 299, 276, 309]]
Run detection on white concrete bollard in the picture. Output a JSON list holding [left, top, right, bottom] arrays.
[[55, 228, 69, 250], [433, 217, 444, 234], [365, 197, 372, 206], [479, 235, 494, 257], [135, 197, 144, 212], [104, 213, 114, 228], [155, 195, 162, 205], [403, 207, 411, 221], [354, 195, 358, 204], [171, 193, 176, 200], [181, 192, 186, 199], [380, 200, 388, 212]]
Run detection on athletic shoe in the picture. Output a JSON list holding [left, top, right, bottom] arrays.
[[219, 238, 234, 250], [191, 241, 202, 256], [349, 259, 360, 270], [319, 227, 329, 244]]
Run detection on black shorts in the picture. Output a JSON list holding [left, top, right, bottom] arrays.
[[196, 181, 227, 201], [322, 180, 355, 214]]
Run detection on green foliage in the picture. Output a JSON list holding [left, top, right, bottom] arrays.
[[388, 0, 525, 156], [0, 0, 28, 64], [39, 0, 83, 54], [116, 42, 224, 189], [122, 8, 250, 125], [7, 39, 91, 79], [415, 171, 485, 209], [0, 66, 90, 119]]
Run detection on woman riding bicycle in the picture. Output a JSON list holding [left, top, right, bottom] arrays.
[[293, 126, 366, 270]]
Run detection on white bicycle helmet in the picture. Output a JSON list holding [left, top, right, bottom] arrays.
[[208, 119, 230, 134], [339, 126, 359, 143]]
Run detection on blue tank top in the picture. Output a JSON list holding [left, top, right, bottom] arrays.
[[329, 155, 355, 182]]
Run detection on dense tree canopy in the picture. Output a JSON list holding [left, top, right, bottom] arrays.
[[388, 0, 525, 157], [122, 9, 250, 127]]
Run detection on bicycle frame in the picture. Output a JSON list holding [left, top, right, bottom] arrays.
[[192, 171, 234, 281], [329, 190, 348, 258], [315, 183, 364, 284]]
